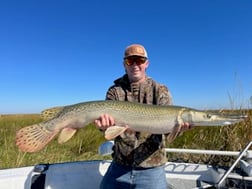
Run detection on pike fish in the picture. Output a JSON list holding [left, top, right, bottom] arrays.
[[16, 100, 246, 153]]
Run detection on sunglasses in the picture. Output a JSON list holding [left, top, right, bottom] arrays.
[[124, 57, 147, 66]]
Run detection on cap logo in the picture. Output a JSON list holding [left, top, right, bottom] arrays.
[[136, 47, 144, 54]]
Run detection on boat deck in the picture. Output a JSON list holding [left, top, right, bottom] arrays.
[[1, 141, 252, 189]]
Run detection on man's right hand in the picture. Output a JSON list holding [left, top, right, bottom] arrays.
[[94, 114, 115, 131]]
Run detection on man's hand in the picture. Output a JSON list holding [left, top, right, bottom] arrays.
[[94, 114, 115, 131]]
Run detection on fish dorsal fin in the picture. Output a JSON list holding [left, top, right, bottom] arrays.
[[105, 125, 128, 140], [58, 128, 77, 144], [41, 106, 65, 120]]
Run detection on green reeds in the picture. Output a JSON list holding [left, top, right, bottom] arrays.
[[0, 114, 107, 169]]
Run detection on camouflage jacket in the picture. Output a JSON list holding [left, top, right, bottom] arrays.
[[105, 74, 172, 168]]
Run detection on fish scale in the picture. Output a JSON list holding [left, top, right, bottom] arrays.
[[16, 100, 245, 153]]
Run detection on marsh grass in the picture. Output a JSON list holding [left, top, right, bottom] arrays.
[[0, 110, 251, 169], [167, 109, 252, 166], [0, 114, 107, 169]]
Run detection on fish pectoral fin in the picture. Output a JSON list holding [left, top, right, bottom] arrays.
[[167, 108, 185, 143], [58, 128, 77, 144], [105, 125, 128, 140], [166, 124, 182, 143]]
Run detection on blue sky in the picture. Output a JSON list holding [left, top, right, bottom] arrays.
[[0, 0, 251, 114]]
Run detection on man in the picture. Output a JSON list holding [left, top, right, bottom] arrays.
[[95, 44, 181, 189]]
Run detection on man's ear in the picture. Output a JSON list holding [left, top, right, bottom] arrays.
[[145, 60, 149, 68], [123, 62, 127, 73]]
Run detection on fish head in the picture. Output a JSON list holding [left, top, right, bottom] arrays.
[[181, 109, 246, 126]]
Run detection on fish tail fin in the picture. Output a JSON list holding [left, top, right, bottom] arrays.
[[16, 123, 58, 152]]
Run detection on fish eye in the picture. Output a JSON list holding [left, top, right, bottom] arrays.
[[206, 114, 212, 119]]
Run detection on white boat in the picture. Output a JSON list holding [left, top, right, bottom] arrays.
[[1, 141, 252, 189]]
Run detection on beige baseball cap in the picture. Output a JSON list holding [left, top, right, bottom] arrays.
[[124, 44, 148, 58]]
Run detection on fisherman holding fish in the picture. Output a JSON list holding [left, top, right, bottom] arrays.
[[15, 43, 245, 188], [95, 44, 190, 189]]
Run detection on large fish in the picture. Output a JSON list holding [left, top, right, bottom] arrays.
[[16, 100, 246, 152]]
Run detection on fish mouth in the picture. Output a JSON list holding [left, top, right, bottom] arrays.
[[193, 114, 247, 126], [192, 120, 240, 126]]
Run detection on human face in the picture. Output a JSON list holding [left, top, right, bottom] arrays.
[[124, 56, 149, 83], [124, 56, 147, 66]]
